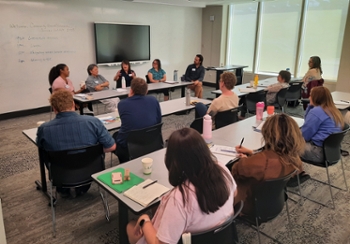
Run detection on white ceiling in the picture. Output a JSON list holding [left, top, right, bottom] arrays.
[[122, 0, 276, 8]]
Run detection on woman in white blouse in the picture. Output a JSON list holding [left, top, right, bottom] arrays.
[[302, 56, 323, 88]]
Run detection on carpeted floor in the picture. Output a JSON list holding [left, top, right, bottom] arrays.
[[1, 87, 350, 244]]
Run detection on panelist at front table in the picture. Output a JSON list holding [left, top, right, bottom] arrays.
[[147, 59, 169, 101], [86, 64, 121, 113], [114, 60, 136, 89], [184, 54, 205, 98]]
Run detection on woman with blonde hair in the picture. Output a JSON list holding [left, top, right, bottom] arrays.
[[231, 114, 305, 215], [301, 86, 344, 164]]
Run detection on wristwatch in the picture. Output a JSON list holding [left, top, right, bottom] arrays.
[[139, 219, 150, 228]]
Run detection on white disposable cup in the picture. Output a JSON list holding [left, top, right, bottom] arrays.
[[142, 158, 153, 175], [249, 81, 254, 87], [37, 121, 45, 127]]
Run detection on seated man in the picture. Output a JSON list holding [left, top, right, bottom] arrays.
[[195, 72, 239, 128], [85, 64, 120, 112], [185, 54, 205, 98], [114, 77, 162, 163], [266, 70, 290, 105], [36, 89, 116, 197]]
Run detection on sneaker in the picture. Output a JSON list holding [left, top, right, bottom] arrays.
[[83, 107, 94, 115]]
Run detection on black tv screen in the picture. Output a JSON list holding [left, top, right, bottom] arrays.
[[94, 23, 150, 64]]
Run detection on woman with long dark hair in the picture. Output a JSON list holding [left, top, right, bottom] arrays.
[[302, 56, 323, 88], [114, 60, 136, 88], [48, 63, 86, 94], [127, 128, 236, 244]]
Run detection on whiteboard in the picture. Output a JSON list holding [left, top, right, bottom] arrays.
[[0, 0, 202, 114]]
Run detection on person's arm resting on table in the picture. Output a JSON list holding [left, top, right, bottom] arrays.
[[148, 72, 159, 83]]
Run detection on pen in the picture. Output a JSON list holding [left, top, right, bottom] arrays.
[[220, 149, 236, 153], [340, 100, 350, 103], [239, 137, 245, 148], [143, 180, 158, 189]]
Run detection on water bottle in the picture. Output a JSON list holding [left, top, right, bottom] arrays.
[[173, 70, 178, 82], [121, 76, 126, 89], [186, 89, 191, 106], [256, 102, 264, 121], [202, 114, 212, 143], [286, 68, 290, 72], [253, 74, 259, 88]]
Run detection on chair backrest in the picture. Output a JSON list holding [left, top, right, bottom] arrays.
[[246, 170, 296, 225], [190, 117, 203, 134], [46, 144, 105, 187], [246, 90, 267, 114], [127, 122, 164, 160], [275, 87, 288, 109], [285, 82, 303, 101], [177, 201, 243, 244], [323, 123, 350, 165], [301, 78, 324, 98], [145, 74, 151, 84], [215, 106, 240, 129]]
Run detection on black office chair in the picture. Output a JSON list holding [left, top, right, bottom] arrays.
[[240, 170, 296, 244], [285, 82, 303, 107], [48, 88, 53, 120], [190, 117, 203, 134], [215, 106, 241, 129], [273, 87, 288, 113], [246, 90, 267, 115], [45, 144, 110, 237], [301, 123, 350, 209], [178, 201, 244, 244], [127, 122, 164, 160]]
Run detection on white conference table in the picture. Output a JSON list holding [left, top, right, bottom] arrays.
[[331, 91, 350, 110], [92, 113, 304, 243], [211, 77, 303, 97], [74, 81, 192, 103], [74, 81, 193, 114]]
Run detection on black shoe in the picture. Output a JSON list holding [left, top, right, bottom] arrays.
[[287, 171, 310, 188], [341, 149, 349, 156]]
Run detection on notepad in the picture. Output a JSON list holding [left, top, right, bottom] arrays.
[[239, 88, 257, 93], [123, 179, 170, 207], [210, 144, 238, 157], [165, 81, 178, 84], [334, 100, 350, 105], [253, 120, 265, 132]]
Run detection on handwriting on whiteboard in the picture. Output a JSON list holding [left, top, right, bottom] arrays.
[[9, 22, 77, 63]]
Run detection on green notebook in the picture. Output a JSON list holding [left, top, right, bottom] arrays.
[[97, 168, 144, 193]]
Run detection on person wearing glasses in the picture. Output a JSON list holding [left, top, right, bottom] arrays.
[[147, 59, 169, 101]]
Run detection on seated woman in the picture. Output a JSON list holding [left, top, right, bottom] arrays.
[[195, 72, 238, 127], [86, 64, 120, 112], [147, 59, 169, 101], [48, 63, 93, 114], [114, 60, 136, 88], [232, 114, 304, 215], [127, 128, 237, 244], [49, 63, 86, 94], [266, 70, 290, 105], [302, 56, 323, 89], [301, 86, 344, 164]]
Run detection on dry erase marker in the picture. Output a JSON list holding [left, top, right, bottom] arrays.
[[143, 180, 158, 189], [239, 138, 245, 148]]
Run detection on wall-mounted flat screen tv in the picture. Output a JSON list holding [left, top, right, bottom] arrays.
[[94, 23, 150, 64]]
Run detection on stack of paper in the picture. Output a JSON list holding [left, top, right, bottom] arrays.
[[210, 145, 237, 157]]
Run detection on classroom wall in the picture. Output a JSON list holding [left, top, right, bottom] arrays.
[[201, 5, 223, 84], [0, 0, 202, 114], [336, 2, 350, 92]]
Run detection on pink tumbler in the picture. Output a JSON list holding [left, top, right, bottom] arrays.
[[256, 102, 265, 121], [202, 114, 212, 143]]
